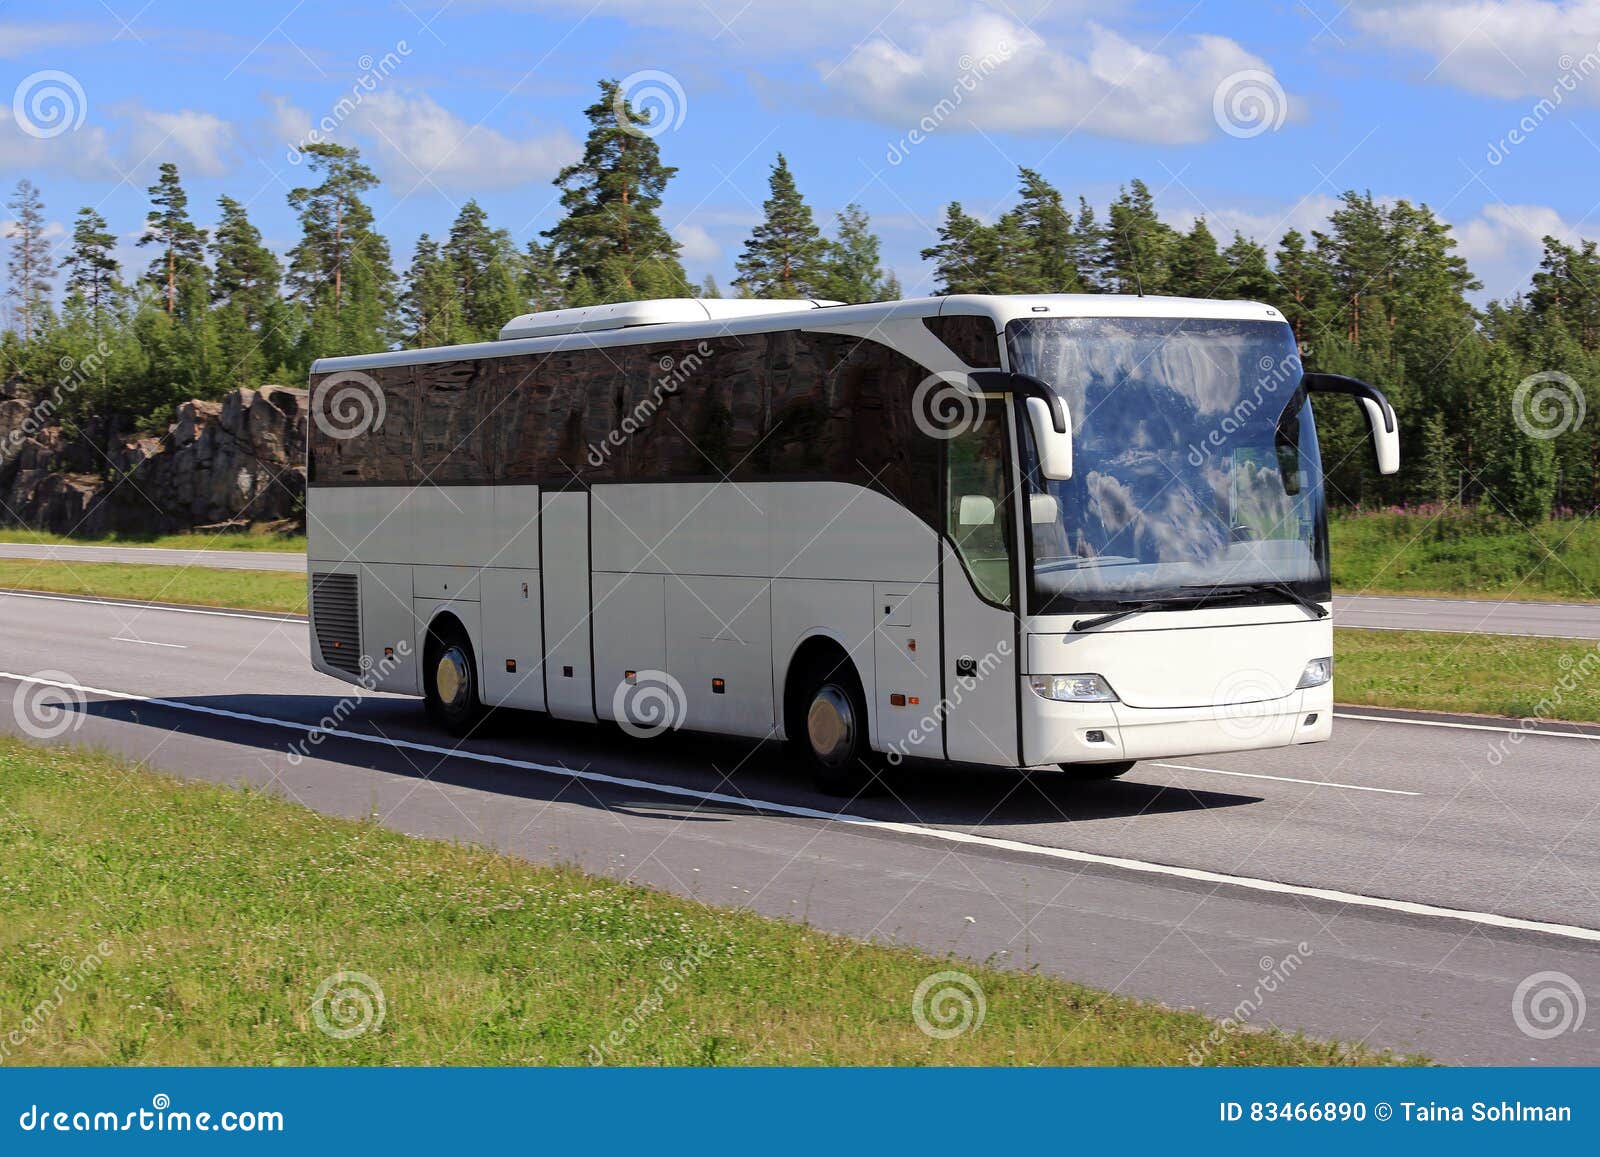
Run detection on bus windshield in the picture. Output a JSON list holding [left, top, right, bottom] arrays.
[[1006, 316, 1330, 616]]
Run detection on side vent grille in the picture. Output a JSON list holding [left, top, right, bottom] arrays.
[[311, 572, 362, 675]]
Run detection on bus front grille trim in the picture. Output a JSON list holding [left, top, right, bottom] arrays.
[[311, 572, 363, 675]]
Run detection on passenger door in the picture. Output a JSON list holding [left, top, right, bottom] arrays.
[[939, 398, 1021, 766]]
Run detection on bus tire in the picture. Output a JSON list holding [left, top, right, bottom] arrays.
[[794, 654, 884, 797], [423, 619, 484, 737], [1059, 761, 1135, 781]]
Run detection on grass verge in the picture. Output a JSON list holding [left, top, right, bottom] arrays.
[[0, 527, 306, 553], [1335, 628, 1600, 722], [1330, 510, 1600, 602], [0, 737, 1407, 1066], [0, 559, 305, 615]]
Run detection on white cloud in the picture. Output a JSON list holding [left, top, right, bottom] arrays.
[[1354, 1, 1600, 100], [0, 100, 234, 183], [1452, 201, 1587, 292], [118, 106, 237, 178], [826, 12, 1295, 144], [276, 89, 578, 191], [0, 21, 102, 58], [673, 222, 721, 266]]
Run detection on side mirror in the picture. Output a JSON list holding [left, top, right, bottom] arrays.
[[1302, 372, 1400, 476], [969, 370, 1074, 481]]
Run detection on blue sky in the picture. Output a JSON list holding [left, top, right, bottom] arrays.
[[5, 0, 1600, 306]]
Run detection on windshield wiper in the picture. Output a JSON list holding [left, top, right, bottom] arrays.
[[1071, 601, 1173, 632], [1179, 581, 1329, 619]]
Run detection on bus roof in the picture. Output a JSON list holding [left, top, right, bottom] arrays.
[[311, 293, 1287, 375]]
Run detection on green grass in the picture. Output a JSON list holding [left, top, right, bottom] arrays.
[[1336, 628, 1600, 722], [0, 527, 305, 553], [1330, 509, 1600, 602], [0, 559, 305, 614], [0, 737, 1406, 1067]]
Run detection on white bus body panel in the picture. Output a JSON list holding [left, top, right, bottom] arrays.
[[592, 572, 668, 721], [480, 568, 544, 710], [666, 575, 775, 736], [541, 491, 595, 722]]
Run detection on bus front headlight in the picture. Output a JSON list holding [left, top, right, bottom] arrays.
[[1297, 657, 1333, 689], [1029, 674, 1119, 703]]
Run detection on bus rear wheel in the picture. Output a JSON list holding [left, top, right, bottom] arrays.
[[795, 659, 884, 798], [1059, 761, 1136, 781], [424, 622, 484, 737]]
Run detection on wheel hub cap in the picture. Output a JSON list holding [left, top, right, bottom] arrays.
[[436, 648, 469, 708], [807, 685, 855, 767]]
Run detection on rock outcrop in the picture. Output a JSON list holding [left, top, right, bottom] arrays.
[[0, 386, 308, 535]]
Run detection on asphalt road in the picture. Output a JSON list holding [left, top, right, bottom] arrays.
[[0, 587, 1596, 1065], [3, 543, 1598, 638]]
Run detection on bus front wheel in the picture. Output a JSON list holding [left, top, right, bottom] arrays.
[[1059, 761, 1136, 781], [795, 659, 884, 798], [424, 621, 484, 737]]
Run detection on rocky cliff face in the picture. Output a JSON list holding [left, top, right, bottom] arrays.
[[0, 386, 308, 535]]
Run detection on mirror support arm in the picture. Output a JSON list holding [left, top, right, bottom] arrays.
[[968, 370, 1067, 433]]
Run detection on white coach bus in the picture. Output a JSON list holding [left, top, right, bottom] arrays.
[[305, 294, 1398, 795]]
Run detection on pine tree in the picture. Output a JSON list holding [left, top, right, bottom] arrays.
[[1273, 230, 1333, 349], [5, 179, 54, 342], [696, 273, 722, 299], [444, 200, 523, 341], [1102, 179, 1175, 295], [922, 202, 999, 295], [61, 207, 119, 317], [1168, 218, 1230, 298], [521, 240, 565, 312], [140, 162, 208, 317], [817, 203, 892, 303], [211, 196, 287, 385], [1013, 168, 1082, 292], [1068, 197, 1106, 293], [401, 234, 462, 347], [286, 142, 395, 359], [545, 79, 687, 303], [1221, 232, 1275, 304], [735, 154, 827, 298]]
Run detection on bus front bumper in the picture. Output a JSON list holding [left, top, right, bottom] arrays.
[[1022, 682, 1335, 768]]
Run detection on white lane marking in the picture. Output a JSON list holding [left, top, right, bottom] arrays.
[[2, 670, 1597, 946], [1150, 762, 1421, 797], [110, 637, 187, 649], [1334, 711, 1599, 742], [0, 588, 302, 624]]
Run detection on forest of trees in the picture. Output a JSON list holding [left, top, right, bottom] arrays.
[[4, 78, 1597, 521]]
